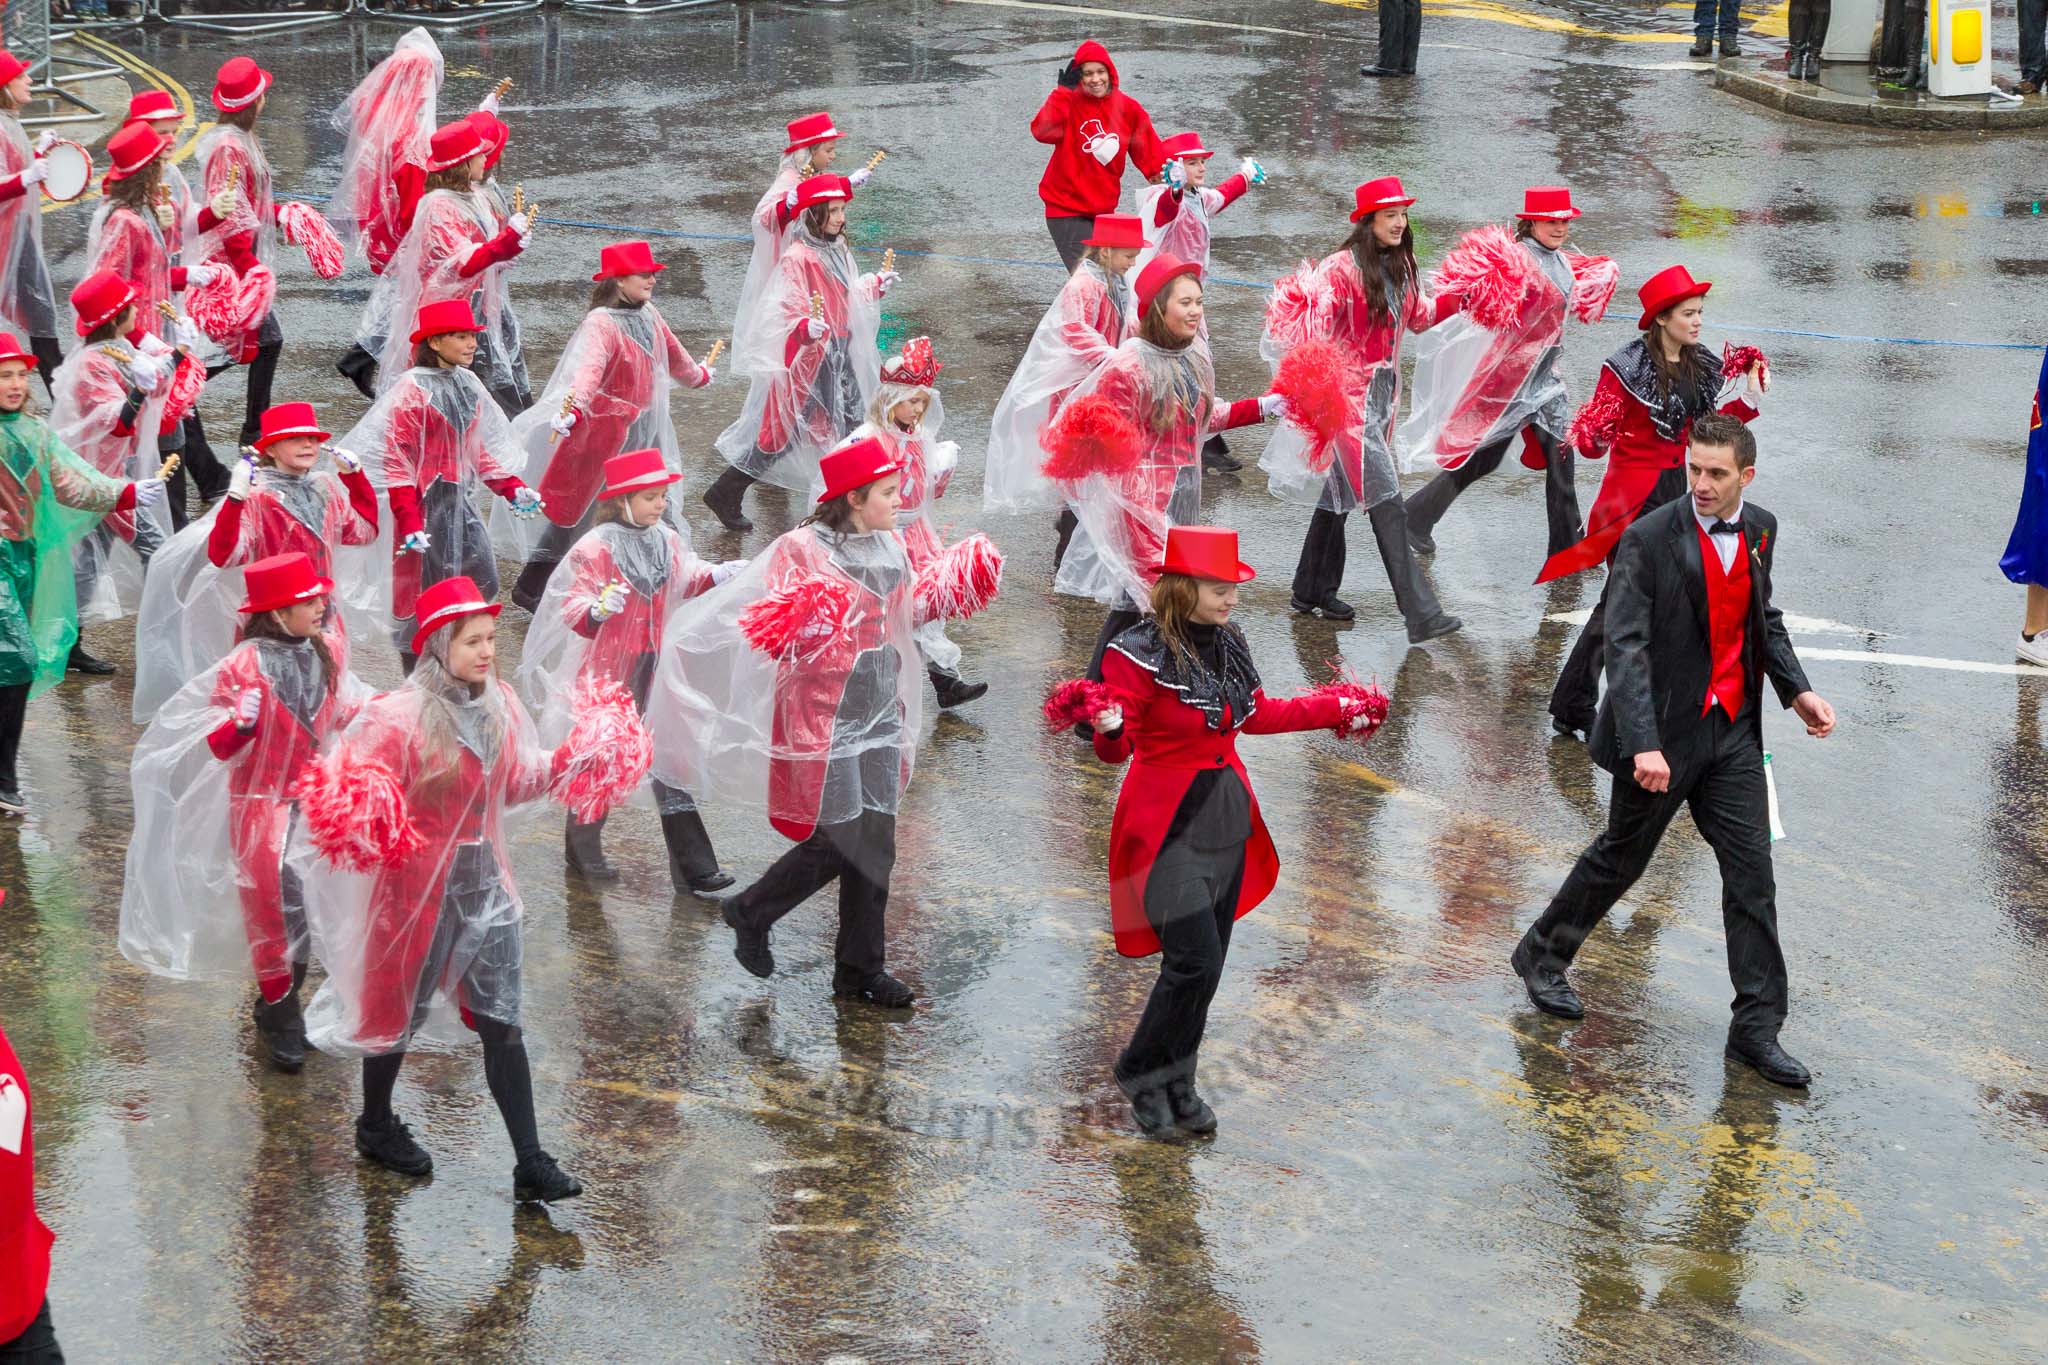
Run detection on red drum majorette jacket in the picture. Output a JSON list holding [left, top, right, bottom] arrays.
[[536, 305, 708, 528]]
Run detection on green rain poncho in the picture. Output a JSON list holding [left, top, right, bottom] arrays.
[[0, 407, 129, 695]]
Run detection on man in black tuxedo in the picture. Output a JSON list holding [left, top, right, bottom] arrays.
[[1511, 414, 1836, 1087]]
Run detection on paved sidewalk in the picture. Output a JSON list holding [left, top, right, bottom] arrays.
[[1717, 56, 2048, 128]]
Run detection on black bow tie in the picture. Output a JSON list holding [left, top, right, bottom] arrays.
[[1709, 519, 1742, 536]]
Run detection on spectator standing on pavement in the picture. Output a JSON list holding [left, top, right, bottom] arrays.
[[1361, 0, 1423, 78], [1030, 41, 1165, 272], [1786, 0, 1831, 80], [2001, 349, 2048, 666], [1691, 0, 1744, 57], [2019, 0, 2047, 93]]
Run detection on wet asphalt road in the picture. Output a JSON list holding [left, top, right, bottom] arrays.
[[2, 1, 2045, 1360]]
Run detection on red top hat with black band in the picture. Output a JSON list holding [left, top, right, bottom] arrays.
[[792, 174, 853, 214], [410, 575, 501, 655], [1161, 525, 1256, 583], [1158, 131, 1213, 160], [1350, 176, 1416, 221], [410, 298, 482, 344], [1081, 214, 1150, 250], [464, 110, 509, 170], [0, 333, 37, 369], [1516, 186, 1582, 221], [238, 552, 335, 615], [816, 435, 905, 504], [103, 124, 168, 187], [211, 56, 272, 114], [254, 402, 331, 451], [598, 449, 685, 502], [784, 111, 842, 154], [71, 270, 137, 336], [592, 240, 664, 282], [1135, 252, 1201, 320], [1634, 264, 1713, 330], [124, 89, 180, 126], [0, 50, 30, 88]]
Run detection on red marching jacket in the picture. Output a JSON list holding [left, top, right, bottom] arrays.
[[1030, 41, 1165, 219], [1092, 630, 1347, 957], [1319, 251, 1459, 500], [759, 237, 862, 457], [539, 306, 708, 528], [378, 375, 527, 618], [561, 524, 715, 689], [208, 469, 380, 579], [0, 1020, 52, 1345], [88, 205, 193, 341]]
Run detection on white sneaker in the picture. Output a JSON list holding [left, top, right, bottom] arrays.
[[2016, 632, 2048, 668]]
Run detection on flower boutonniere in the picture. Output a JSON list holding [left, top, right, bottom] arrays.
[[1753, 528, 1770, 561]]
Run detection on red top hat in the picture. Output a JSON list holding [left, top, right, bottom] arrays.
[[253, 401, 330, 451], [124, 89, 180, 125], [71, 270, 136, 336], [410, 298, 482, 344], [880, 336, 942, 388], [211, 56, 272, 114], [1161, 525, 1256, 583], [1081, 213, 1149, 250], [238, 552, 334, 614], [410, 575, 500, 654], [102, 124, 168, 187], [792, 175, 853, 214], [1135, 252, 1201, 320], [1158, 131, 1213, 160], [816, 434, 905, 504], [598, 448, 684, 502], [1516, 186, 1582, 221], [784, 111, 842, 154], [1350, 176, 1416, 221], [464, 110, 509, 170], [592, 240, 664, 281], [1634, 264, 1713, 330], [0, 333, 37, 369], [424, 120, 486, 173], [0, 50, 29, 88]]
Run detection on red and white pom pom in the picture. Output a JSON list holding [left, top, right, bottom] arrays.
[[1042, 678, 1120, 732], [1303, 667, 1391, 745], [1566, 383, 1624, 460], [293, 749, 423, 872], [1264, 259, 1333, 349], [554, 678, 653, 824], [740, 573, 856, 658], [1040, 393, 1143, 482], [1568, 255, 1619, 323], [915, 533, 1004, 622], [159, 355, 206, 427], [1432, 224, 1537, 333], [186, 262, 276, 342], [1272, 338, 1364, 472], [1721, 342, 1769, 386], [278, 201, 345, 280]]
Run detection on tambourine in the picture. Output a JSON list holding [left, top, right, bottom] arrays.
[[39, 140, 92, 203]]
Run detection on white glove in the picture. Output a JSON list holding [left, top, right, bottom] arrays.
[[508, 211, 531, 236], [1240, 156, 1267, 186], [328, 445, 362, 474], [32, 131, 54, 155], [123, 352, 165, 391], [171, 317, 202, 351], [589, 579, 629, 622], [1092, 704, 1123, 733], [860, 270, 899, 299], [848, 166, 872, 188], [235, 687, 263, 733], [400, 530, 432, 555], [932, 439, 960, 469], [185, 264, 219, 289], [209, 185, 237, 219], [227, 456, 254, 501], [137, 332, 173, 359], [155, 202, 177, 230], [510, 485, 544, 517], [804, 317, 829, 341], [710, 558, 747, 586], [1343, 700, 1380, 736], [19, 161, 47, 188], [1089, 133, 1121, 166], [478, 91, 501, 116], [783, 186, 800, 212], [1259, 393, 1288, 420], [549, 406, 578, 436], [697, 364, 716, 386], [134, 478, 167, 508]]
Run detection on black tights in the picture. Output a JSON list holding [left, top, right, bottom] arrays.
[[360, 1016, 541, 1163], [0, 681, 28, 792]]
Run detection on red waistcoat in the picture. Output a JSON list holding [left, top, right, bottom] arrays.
[[1699, 521, 1750, 719]]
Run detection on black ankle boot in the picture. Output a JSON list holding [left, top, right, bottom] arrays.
[[723, 898, 774, 977], [1165, 1073, 1218, 1136], [831, 963, 915, 1008], [336, 343, 379, 401], [701, 465, 755, 532], [928, 667, 988, 709], [252, 990, 305, 1073], [661, 808, 733, 896], [1200, 433, 1241, 473], [510, 557, 557, 614], [355, 1114, 433, 1176], [1113, 1064, 1178, 1138], [67, 643, 114, 675], [564, 816, 618, 883], [513, 1150, 583, 1203]]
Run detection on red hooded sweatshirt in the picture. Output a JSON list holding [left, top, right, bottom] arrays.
[[1031, 41, 1165, 220]]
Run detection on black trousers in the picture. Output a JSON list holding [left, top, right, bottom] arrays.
[[180, 412, 228, 504], [1377, 0, 1422, 71], [1118, 837, 1247, 1089], [1291, 506, 1348, 605], [1550, 468, 1687, 729], [1047, 215, 1095, 272], [728, 808, 895, 975], [1522, 709, 1789, 1036], [1787, 0, 1832, 47], [1406, 425, 1582, 556], [0, 1298, 63, 1364], [0, 681, 29, 792], [1086, 606, 1144, 683]]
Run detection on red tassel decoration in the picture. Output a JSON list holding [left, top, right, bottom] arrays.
[[294, 749, 424, 872], [278, 201, 345, 281], [1567, 383, 1624, 460], [1304, 667, 1391, 744], [1432, 224, 1537, 333], [1042, 678, 1120, 732], [1039, 394, 1142, 482], [1264, 259, 1333, 349], [187, 262, 276, 342], [740, 573, 856, 658], [1721, 342, 1769, 384], [1272, 338, 1364, 471], [1568, 255, 1619, 323], [159, 355, 206, 428], [554, 678, 653, 823], [915, 533, 1004, 622]]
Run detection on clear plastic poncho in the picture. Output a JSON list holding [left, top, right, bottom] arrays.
[[838, 395, 960, 675], [0, 410, 130, 695], [330, 27, 442, 272], [120, 634, 368, 995], [131, 462, 387, 722], [84, 203, 177, 342], [470, 175, 529, 410], [353, 188, 517, 400], [713, 224, 881, 491], [195, 125, 276, 270], [730, 157, 808, 378], [649, 523, 921, 842], [491, 301, 708, 565], [1133, 183, 1228, 278], [1052, 337, 1213, 610], [49, 343, 177, 625], [0, 114, 57, 340], [294, 652, 562, 1057], [983, 258, 1132, 515]]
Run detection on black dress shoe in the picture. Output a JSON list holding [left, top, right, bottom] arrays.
[[513, 1150, 584, 1203], [723, 899, 774, 978], [1550, 715, 1591, 741], [0, 788, 26, 816], [1725, 1034, 1811, 1087], [1689, 37, 1714, 56], [1510, 937, 1585, 1019], [1359, 65, 1403, 78], [686, 870, 736, 896], [1114, 1067, 1178, 1138], [1406, 612, 1463, 645], [67, 644, 115, 675], [356, 1114, 433, 1177], [1165, 1077, 1218, 1136], [1406, 523, 1437, 557], [832, 964, 915, 1009], [929, 668, 989, 709], [1289, 594, 1355, 621]]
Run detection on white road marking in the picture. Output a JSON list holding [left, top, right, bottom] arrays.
[[1798, 648, 2048, 677], [750, 1157, 840, 1174]]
